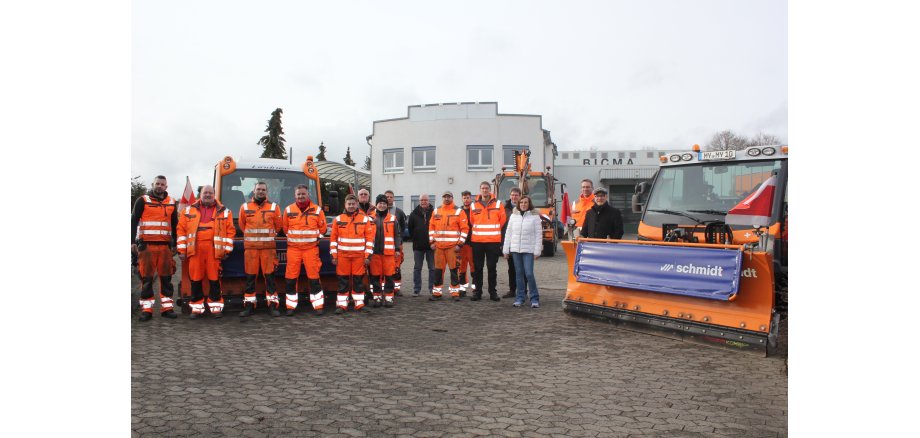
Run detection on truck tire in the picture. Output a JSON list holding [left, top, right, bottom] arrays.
[[542, 239, 556, 257]]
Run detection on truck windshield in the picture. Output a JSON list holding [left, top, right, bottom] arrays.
[[643, 159, 783, 226], [497, 176, 551, 207], [219, 169, 319, 216]]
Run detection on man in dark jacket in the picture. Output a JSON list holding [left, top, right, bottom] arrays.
[[581, 187, 624, 239], [385, 190, 407, 296], [407, 194, 435, 297], [501, 188, 525, 298]]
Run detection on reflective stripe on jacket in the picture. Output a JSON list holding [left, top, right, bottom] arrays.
[[239, 199, 281, 249], [429, 202, 469, 249], [282, 202, 327, 249], [469, 195, 506, 243], [138, 195, 175, 242], [330, 211, 375, 259], [177, 201, 235, 258]]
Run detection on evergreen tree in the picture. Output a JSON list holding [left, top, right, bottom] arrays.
[[344, 146, 355, 166], [316, 141, 327, 161], [362, 155, 371, 171], [257, 108, 288, 159], [131, 176, 146, 207]]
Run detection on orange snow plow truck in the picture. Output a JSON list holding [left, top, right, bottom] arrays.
[[562, 144, 788, 355]]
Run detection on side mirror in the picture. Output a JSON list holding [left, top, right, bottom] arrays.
[[328, 191, 340, 215], [635, 181, 649, 195], [631, 194, 644, 214]]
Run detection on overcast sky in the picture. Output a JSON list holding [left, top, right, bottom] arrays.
[[132, 0, 787, 192]]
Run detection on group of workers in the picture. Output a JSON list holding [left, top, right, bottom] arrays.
[[131, 175, 623, 321]]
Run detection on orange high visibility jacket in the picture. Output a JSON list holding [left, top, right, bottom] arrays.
[[282, 202, 327, 249], [429, 202, 469, 249], [136, 194, 176, 243], [330, 211, 375, 259], [469, 195, 506, 243], [571, 194, 594, 227], [177, 201, 235, 258], [370, 211, 400, 255], [239, 198, 282, 250]]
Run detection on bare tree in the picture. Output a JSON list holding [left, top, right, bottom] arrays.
[[706, 130, 749, 151], [748, 132, 784, 146]]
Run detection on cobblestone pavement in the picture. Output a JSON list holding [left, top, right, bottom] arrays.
[[132, 242, 787, 437]]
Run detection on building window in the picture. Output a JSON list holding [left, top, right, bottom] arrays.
[[503, 145, 529, 167], [602, 152, 608, 159], [562, 152, 569, 159], [467, 145, 493, 171], [573, 153, 580, 159], [383, 148, 404, 174], [629, 152, 637, 158], [412, 146, 436, 172], [590, 152, 597, 159], [394, 196, 404, 211], [618, 152, 625, 158], [647, 151, 655, 158]]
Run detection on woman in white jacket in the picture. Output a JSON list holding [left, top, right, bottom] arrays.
[[502, 196, 543, 308]]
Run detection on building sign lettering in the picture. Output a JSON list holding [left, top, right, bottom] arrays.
[[582, 158, 634, 166]]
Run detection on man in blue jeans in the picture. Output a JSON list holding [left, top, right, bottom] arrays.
[[407, 194, 435, 296]]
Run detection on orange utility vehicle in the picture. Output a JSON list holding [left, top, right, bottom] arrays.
[[494, 150, 560, 256], [563, 144, 788, 355], [178, 155, 342, 311]]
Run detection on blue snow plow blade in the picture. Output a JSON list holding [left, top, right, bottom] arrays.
[[573, 241, 743, 300]]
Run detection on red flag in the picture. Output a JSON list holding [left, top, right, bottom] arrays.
[[180, 176, 196, 208], [725, 175, 777, 227], [560, 190, 572, 225]]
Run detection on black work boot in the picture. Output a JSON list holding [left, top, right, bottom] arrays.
[[239, 302, 253, 317], [270, 305, 282, 317], [189, 312, 201, 320], [161, 310, 178, 319], [502, 291, 516, 299], [471, 292, 482, 301], [139, 312, 153, 321], [490, 293, 501, 302]]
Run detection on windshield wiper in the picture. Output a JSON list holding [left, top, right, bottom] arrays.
[[647, 209, 704, 225], [687, 209, 727, 215]]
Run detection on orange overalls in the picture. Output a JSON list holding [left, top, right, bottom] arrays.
[[429, 202, 469, 298], [282, 201, 327, 312], [368, 210, 400, 306], [239, 198, 282, 310], [330, 211, 375, 311], [177, 201, 235, 315], [134, 194, 177, 314]]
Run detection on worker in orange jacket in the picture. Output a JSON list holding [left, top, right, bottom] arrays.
[[238, 182, 283, 317], [456, 190, 475, 297], [131, 175, 179, 321], [469, 181, 506, 301], [368, 194, 401, 308], [569, 178, 596, 238], [282, 184, 327, 316], [330, 194, 375, 313], [429, 191, 469, 301], [177, 185, 235, 319]]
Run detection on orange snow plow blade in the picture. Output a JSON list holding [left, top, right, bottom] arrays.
[[562, 239, 780, 355]]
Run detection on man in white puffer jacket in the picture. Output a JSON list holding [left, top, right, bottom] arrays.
[[502, 196, 544, 308]]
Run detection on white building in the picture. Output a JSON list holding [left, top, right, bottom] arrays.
[[367, 102, 556, 212]]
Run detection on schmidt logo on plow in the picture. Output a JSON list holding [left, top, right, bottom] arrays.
[[660, 263, 724, 277]]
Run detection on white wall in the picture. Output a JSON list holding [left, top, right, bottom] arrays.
[[370, 103, 549, 212]]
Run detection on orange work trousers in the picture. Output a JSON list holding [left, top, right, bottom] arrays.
[[188, 237, 220, 281], [285, 246, 321, 279], [457, 245, 474, 274], [335, 256, 366, 276], [434, 247, 458, 271], [138, 244, 176, 278], [369, 254, 396, 276], [245, 248, 277, 275]]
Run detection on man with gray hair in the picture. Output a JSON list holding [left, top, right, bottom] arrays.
[[407, 194, 435, 297], [357, 188, 373, 215]]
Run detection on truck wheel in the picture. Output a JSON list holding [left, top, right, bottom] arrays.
[[542, 240, 556, 257]]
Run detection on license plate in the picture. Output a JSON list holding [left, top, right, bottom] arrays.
[[700, 150, 736, 161]]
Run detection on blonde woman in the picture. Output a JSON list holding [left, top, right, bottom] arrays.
[[502, 196, 543, 308]]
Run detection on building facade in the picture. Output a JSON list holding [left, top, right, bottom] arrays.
[[367, 102, 555, 212]]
